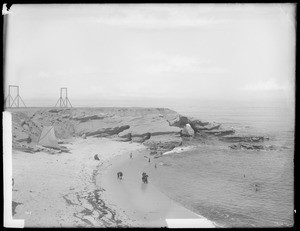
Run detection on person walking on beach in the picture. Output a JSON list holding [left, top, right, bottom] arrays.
[[155, 163, 157, 169], [142, 172, 148, 184], [117, 172, 123, 180], [148, 158, 151, 163], [130, 153, 132, 159]]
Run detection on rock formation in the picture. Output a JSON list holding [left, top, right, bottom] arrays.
[[8, 107, 271, 154], [220, 136, 266, 143], [181, 124, 194, 137]]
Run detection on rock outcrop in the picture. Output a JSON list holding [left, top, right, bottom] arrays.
[[229, 143, 275, 151], [85, 125, 130, 137], [181, 124, 194, 137], [72, 113, 108, 122], [48, 109, 62, 113], [8, 107, 271, 154], [193, 123, 221, 132], [143, 134, 183, 156], [220, 136, 266, 143], [204, 129, 235, 136], [167, 115, 233, 138], [131, 133, 151, 143], [168, 115, 190, 127]]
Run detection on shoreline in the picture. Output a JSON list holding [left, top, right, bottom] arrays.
[[97, 144, 216, 228]]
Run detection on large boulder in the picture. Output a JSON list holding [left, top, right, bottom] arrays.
[[181, 124, 195, 137]]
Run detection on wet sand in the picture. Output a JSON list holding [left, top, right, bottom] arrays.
[[97, 148, 216, 228]]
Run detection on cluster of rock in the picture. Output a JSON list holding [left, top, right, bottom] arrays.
[[219, 136, 267, 143], [220, 136, 272, 151], [167, 115, 235, 137], [229, 143, 275, 151], [71, 113, 110, 123]]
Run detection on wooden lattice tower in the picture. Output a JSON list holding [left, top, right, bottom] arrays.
[[4, 85, 26, 108], [55, 88, 72, 108]]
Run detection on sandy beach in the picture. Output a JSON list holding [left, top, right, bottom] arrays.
[[12, 137, 142, 227], [12, 136, 215, 227]]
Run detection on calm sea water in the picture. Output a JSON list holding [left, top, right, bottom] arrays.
[[148, 100, 294, 227]]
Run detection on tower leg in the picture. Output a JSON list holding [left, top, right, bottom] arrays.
[[66, 98, 72, 107], [19, 96, 26, 107], [17, 86, 19, 108], [10, 96, 19, 107], [55, 98, 61, 107], [8, 86, 10, 107]]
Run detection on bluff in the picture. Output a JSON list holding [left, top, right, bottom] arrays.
[[8, 107, 270, 155]]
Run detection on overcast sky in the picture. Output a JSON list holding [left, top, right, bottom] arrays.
[[4, 4, 295, 104]]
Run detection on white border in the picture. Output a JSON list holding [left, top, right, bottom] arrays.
[[3, 111, 25, 228]]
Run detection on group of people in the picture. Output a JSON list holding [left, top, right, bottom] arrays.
[[116, 152, 157, 183], [117, 171, 149, 184]]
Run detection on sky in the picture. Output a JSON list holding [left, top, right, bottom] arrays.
[[4, 4, 296, 106]]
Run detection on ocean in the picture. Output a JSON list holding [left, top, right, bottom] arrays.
[[148, 99, 295, 227]]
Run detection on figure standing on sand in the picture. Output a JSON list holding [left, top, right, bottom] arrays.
[[155, 163, 157, 168], [117, 172, 123, 180], [130, 153, 132, 159], [148, 158, 151, 163]]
